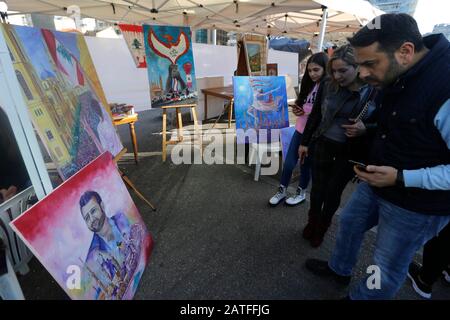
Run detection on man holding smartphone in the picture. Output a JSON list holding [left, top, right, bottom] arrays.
[[305, 14, 450, 300]]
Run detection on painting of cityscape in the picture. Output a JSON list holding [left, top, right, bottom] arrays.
[[11, 152, 153, 300], [143, 25, 197, 108], [233, 76, 289, 143], [0, 24, 123, 180]]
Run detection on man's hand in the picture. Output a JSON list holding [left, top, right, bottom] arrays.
[[291, 104, 305, 117], [354, 165, 398, 187], [342, 119, 366, 137], [299, 145, 308, 164]]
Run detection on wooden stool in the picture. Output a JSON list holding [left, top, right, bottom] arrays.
[[161, 104, 201, 162]]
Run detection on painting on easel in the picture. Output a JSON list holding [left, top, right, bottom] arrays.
[[118, 24, 147, 68], [243, 34, 267, 76], [10, 152, 153, 300], [0, 24, 123, 180], [143, 25, 197, 108], [233, 76, 289, 143]]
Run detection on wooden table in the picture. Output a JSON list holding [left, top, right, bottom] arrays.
[[113, 113, 139, 164], [201, 86, 234, 127]]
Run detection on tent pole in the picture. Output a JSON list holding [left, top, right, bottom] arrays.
[[317, 5, 328, 52]]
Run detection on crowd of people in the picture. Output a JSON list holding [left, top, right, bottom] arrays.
[[269, 13, 450, 299]]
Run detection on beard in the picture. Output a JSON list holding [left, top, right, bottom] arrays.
[[363, 54, 405, 89], [381, 54, 405, 88]]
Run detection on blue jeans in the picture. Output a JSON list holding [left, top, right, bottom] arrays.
[[280, 130, 312, 189], [329, 182, 450, 300]]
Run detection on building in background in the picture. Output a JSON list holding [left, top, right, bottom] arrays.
[[216, 29, 228, 45], [431, 23, 450, 40], [367, 0, 418, 15], [195, 28, 230, 45], [195, 29, 208, 43]]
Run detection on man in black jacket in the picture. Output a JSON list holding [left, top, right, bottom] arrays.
[[305, 14, 450, 299]]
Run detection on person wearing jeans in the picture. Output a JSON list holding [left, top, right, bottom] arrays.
[[305, 14, 450, 299], [269, 52, 328, 207], [407, 221, 450, 299], [327, 182, 450, 299], [277, 130, 313, 201]]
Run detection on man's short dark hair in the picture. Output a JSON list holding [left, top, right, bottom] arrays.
[[348, 13, 424, 54], [79, 191, 102, 209]]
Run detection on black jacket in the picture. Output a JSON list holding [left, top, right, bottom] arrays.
[[370, 34, 450, 215], [301, 79, 378, 158]]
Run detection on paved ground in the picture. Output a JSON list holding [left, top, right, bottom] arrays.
[[17, 109, 450, 300]]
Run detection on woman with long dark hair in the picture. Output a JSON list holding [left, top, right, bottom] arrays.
[[299, 45, 377, 247], [269, 52, 329, 206]]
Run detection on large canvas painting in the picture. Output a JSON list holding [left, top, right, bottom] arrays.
[[0, 24, 123, 180], [118, 24, 147, 68], [10, 152, 153, 300], [233, 76, 289, 143], [143, 25, 197, 108]]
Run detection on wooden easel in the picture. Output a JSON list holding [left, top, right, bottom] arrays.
[[114, 148, 156, 211], [161, 104, 202, 162]]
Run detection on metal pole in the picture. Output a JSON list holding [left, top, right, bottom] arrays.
[[317, 6, 328, 52], [211, 29, 217, 45]]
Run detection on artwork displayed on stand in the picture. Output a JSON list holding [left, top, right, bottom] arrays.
[[233, 76, 289, 143], [143, 25, 197, 108], [10, 152, 153, 300], [267, 63, 278, 76], [243, 34, 267, 76], [0, 24, 123, 180], [280, 126, 296, 162], [118, 24, 147, 68]]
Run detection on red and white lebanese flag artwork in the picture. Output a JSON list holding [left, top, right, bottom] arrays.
[[118, 24, 147, 68], [41, 29, 85, 87]]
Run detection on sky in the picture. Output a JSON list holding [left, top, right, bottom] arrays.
[[413, 0, 450, 34]]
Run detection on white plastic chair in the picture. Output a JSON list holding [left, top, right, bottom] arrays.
[[0, 254, 25, 300], [248, 142, 281, 181], [0, 186, 36, 299]]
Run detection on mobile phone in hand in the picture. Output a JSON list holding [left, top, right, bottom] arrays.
[[349, 160, 368, 172]]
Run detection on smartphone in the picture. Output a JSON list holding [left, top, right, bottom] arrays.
[[349, 160, 368, 172]]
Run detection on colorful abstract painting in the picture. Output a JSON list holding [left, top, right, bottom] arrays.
[[280, 126, 296, 162], [233, 76, 289, 143], [143, 25, 197, 108], [10, 152, 153, 300], [0, 24, 123, 180], [118, 24, 147, 68]]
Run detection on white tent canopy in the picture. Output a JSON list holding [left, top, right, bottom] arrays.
[[4, 0, 383, 42]]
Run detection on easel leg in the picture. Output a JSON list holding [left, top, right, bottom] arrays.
[[120, 170, 157, 211], [228, 100, 233, 129], [129, 122, 138, 164], [176, 108, 184, 142], [162, 109, 167, 162], [191, 107, 202, 155], [210, 103, 227, 130]]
